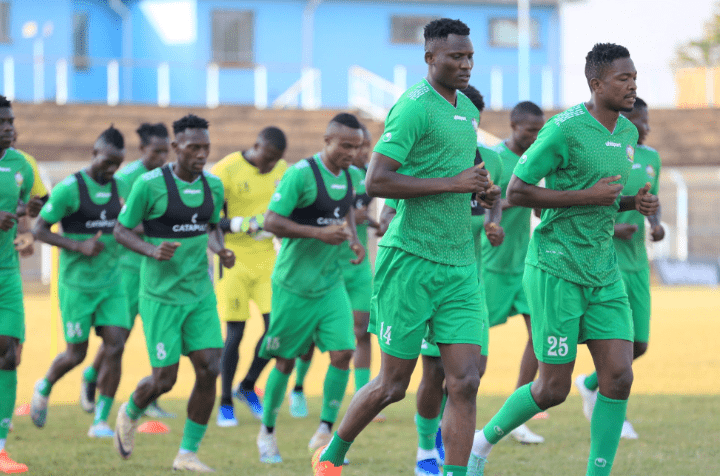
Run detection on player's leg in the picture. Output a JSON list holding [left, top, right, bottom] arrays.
[[353, 310, 371, 391], [415, 352, 445, 476], [290, 343, 314, 418], [88, 325, 128, 437], [218, 320, 245, 426], [258, 357, 294, 464], [0, 335, 27, 473], [623, 268, 650, 439], [309, 348, 353, 451]]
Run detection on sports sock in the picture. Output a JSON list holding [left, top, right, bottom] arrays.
[[38, 377, 52, 397], [179, 418, 208, 453], [93, 394, 113, 424], [125, 393, 146, 421], [262, 367, 290, 428], [240, 313, 272, 390], [481, 383, 542, 445], [354, 367, 370, 392], [294, 357, 311, 389], [443, 465, 467, 476], [585, 372, 599, 391], [83, 366, 98, 383], [319, 432, 352, 466], [320, 365, 350, 424], [415, 413, 440, 451], [0, 370, 17, 442], [587, 393, 627, 476]]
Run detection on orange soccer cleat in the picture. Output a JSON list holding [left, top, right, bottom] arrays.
[[311, 445, 342, 476], [0, 450, 28, 474]]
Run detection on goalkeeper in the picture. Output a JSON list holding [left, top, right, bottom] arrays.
[[210, 127, 288, 426]]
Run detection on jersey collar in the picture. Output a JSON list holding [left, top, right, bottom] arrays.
[[581, 103, 620, 135], [315, 153, 342, 178], [170, 163, 202, 184]]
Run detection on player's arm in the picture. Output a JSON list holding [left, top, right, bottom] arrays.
[[484, 197, 504, 247], [208, 223, 236, 269], [345, 205, 365, 264], [617, 182, 658, 216], [14, 216, 34, 257], [508, 174, 625, 209], [33, 218, 104, 257], [376, 201, 396, 237], [647, 204, 664, 241], [263, 211, 350, 245]]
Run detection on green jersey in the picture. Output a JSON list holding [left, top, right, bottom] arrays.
[[117, 166, 224, 305], [482, 142, 533, 275], [0, 149, 34, 276], [269, 156, 354, 298], [473, 144, 503, 265], [514, 103, 638, 287], [114, 159, 150, 270], [40, 170, 129, 290], [339, 165, 369, 261], [374, 79, 480, 267], [614, 144, 661, 272]]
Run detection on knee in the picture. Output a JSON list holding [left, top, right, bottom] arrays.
[[609, 366, 634, 396], [445, 372, 481, 402], [354, 324, 370, 342], [633, 342, 648, 359], [69, 347, 87, 366], [533, 379, 571, 408], [329, 350, 353, 370], [104, 340, 125, 361], [156, 371, 178, 394], [275, 358, 295, 375], [198, 356, 221, 381]]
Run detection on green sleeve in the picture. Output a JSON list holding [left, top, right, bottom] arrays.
[[39, 177, 78, 225], [373, 99, 428, 165], [267, 164, 305, 217], [349, 167, 364, 196], [20, 161, 34, 203], [385, 198, 398, 209], [210, 177, 224, 224], [651, 152, 661, 196], [118, 177, 150, 229], [115, 175, 131, 201], [514, 121, 568, 185]]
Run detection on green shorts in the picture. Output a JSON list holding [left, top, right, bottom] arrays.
[[139, 292, 223, 368], [0, 272, 24, 343], [121, 267, 140, 327], [368, 246, 488, 360], [260, 282, 355, 360], [524, 265, 633, 364], [341, 260, 372, 313], [484, 270, 530, 327], [621, 267, 651, 343], [59, 284, 131, 344]]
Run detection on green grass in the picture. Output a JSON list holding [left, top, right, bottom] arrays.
[[8, 394, 720, 475]]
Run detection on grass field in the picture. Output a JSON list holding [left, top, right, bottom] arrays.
[[9, 286, 720, 474]]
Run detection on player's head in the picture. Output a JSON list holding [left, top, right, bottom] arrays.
[[461, 85, 484, 130], [0, 95, 14, 150], [248, 126, 286, 174], [136, 122, 170, 170], [172, 114, 210, 177], [622, 97, 649, 145], [92, 125, 125, 183], [424, 19, 473, 92], [323, 113, 364, 171], [354, 123, 372, 169], [585, 43, 636, 112], [510, 101, 545, 153]]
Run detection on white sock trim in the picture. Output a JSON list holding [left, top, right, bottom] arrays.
[[471, 429, 494, 459], [417, 447, 439, 462]]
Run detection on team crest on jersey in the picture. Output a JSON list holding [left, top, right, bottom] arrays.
[[14, 172, 23, 187], [646, 165, 655, 178], [626, 145, 635, 163]]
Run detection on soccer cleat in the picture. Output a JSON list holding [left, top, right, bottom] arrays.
[[575, 374, 598, 421], [312, 445, 343, 476], [30, 380, 48, 428], [289, 390, 308, 418], [88, 421, 115, 438], [143, 400, 176, 419], [467, 452, 488, 476], [172, 452, 216, 472], [80, 370, 96, 413], [234, 387, 263, 420], [308, 425, 332, 451], [621, 420, 639, 439], [216, 405, 238, 427], [510, 424, 545, 444], [415, 458, 441, 476], [114, 402, 139, 460], [0, 450, 28, 474], [257, 426, 282, 464], [435, 427, 445, 465]]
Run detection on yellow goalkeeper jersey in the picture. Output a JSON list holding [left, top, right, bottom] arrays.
[[16, 148, 49, 197]]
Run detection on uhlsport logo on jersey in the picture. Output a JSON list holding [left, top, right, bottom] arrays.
[[383, 132, 392, 142], [626, 145, 635, 163], [518, 154, 528, 164], [85, 209, 116, 229], [316, 206, 344, 226], [172, 212, 206, 232], [272, 192, 281, 202]]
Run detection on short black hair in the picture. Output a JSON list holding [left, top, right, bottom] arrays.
[[330, 113, 362, 130], [136, 122, 169, 146], [585, 43, 631, 85], [510, 101, 544, 123], [97, 125, 124, 150], [0, 95, 11, 109], [173, 114, 209, 135], [461, 85, 485, 113], [424, 18, 470, 49], [359, 123, 371, 140], [258, 126, 287, 151]]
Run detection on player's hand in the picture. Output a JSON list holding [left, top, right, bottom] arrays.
[[26, 195, 44, 218], [349, 241, 365, 265], [0, 211, 18, 231], [152, 241, 181, 261], [650, 224, 665, 242], [479, 184, 501, 209], [354, 206, 369, 225], [586, 176, 623, 206], [614, 223, 638, 241], [316, 224, 351, 245], [484, 222, 505, 246], [77, 231, 105, 257], [14, 232, 34, 257], [452, 163, 490, 194], [635, 182, 659, 216], [218, 248, 236, 269]]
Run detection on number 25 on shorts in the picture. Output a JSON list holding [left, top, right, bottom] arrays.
[[379, 322, 392, 345], [547, 336, 568, 357]]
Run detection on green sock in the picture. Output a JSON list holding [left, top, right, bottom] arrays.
[[262, 367, 290, 428], [0, 370, 17, 440], [319, 432, 352, 466], [587, 393, 627, 476], [354, 367, 370, 392], [125, 393, 146, 421], [83, 366, 98, 383], [443, 465, 467, 476], [585, 372, 599, 391], [93, 394, 113, 425], [294, 358, 311, 388], [415, 413, 440, 450], [179, 418, 208, 453], [482, 383, 542, 444], [439, 392, 448, 420], [320, 365, 350, 423], [38, 377, 52, 397]]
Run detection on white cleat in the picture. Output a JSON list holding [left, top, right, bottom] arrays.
[[114, 402, 139, 460], [80, 372, 95, 414], [308, 424, 332, 451], [621, 420, 639, 439], [575, 374, 598, 421], [257, 426, 282, 464], [172, 452, 216, 472], [30, 380, 49, 428], [88, 421, 115, 438], [510, 424, 545, 444]]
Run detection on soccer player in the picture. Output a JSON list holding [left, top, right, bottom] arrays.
[[313, 19, 498, 476], [481, 100, 546, 444], [575, 97, 664, 440], [255, 113, 365, 464], [466, 43, 659, 476], [11, 130, 49, 213], [211, 126, 287, 425], [80, 122, 174, 419], [112, 115, 233, 472], [0, 95, 35, 474], [31, 126, 130, 438]]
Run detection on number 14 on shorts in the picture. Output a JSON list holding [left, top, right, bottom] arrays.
[[379, 322, 392, 345]]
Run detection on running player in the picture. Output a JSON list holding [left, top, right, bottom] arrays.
[[31, 126, 130, 439], [211, 126, 287, 425], [467, 43, 659, 476], [0, 95, 35, 474], [80, 122, 174, 419], [11, 130, 49, 216], [575, 97, 664, 440], [313, 19, 499, 476], [255, 113, 365, 464], [481, 100, 546, 444], [113, 115, 233, 472]]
